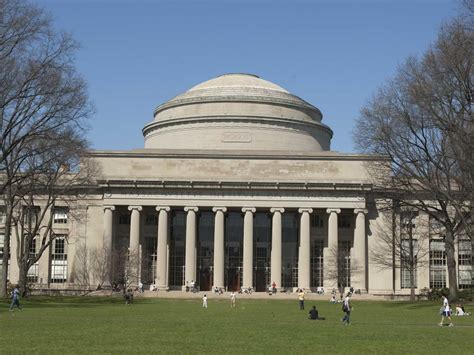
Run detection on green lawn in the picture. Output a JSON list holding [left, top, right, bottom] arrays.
[[1, 296, 473, 354]]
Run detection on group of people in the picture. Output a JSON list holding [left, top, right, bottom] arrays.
[[201, 291, 237, 308], [439, 296, 471, 327]]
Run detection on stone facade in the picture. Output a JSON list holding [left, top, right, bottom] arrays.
[[1, 74, 470, 295]]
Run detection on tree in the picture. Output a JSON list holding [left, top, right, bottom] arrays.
[[325, 244, 361, 296], [354, 7, 473, 300], [370, 203, 430, 301], [0, 0, 93, 296]]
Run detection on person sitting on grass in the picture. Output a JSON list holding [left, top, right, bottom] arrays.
[[308, 305, 325, 320], [455, 304, 470, 316]]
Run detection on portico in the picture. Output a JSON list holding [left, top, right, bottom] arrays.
[[101, 199, 368, 293]]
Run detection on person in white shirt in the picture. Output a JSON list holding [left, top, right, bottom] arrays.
[[230, 292, 236, 308], [202, 294, 208, 308], [341, 293, 352, 325], [439, 296, 453, 326]]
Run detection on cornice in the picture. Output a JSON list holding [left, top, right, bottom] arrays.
[[87, 149, 387, 162], [97, 179, 373, 192], [142, 115, 333, 139]]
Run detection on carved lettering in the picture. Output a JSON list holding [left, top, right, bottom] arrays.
[[222, 132, 252, 143]]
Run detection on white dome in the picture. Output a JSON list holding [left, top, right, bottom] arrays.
[[143, 74, 333, 152]]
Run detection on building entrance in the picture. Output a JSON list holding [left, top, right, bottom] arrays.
[[197, 212, 214, 291]]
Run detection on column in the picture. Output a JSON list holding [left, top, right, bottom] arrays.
[[324, 208, 340, 289], [128, 206, 142, 286], [298, 208, 313, 290], [242, 207, 256, 290], [353, 209, 368, 292], [270, 208, 284, 291], [155, 206, 170, 290], [184, 206, 198, 290], [212, 207, 227, 289], [103, 205, 115, 286]]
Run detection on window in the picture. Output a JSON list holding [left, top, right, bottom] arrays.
[[0, 208, 6, 224], [119, 213, 131, 225], [0, 233, 10, 280], [53, 208, 68, 224], [429, 240, 446, 289], [338, 241, 351, 288], [400, 211, 417, 237], [145, 213, 158, 226], [311, 240, 324, 287], [27, 238, 39, 283], [311, 215, 324, 228], [400, 239, 417, 289], [338, 215, 351, 229], [458, 240, 472, 289], [51, 236, 67, 283]]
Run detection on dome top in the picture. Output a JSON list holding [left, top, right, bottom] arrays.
[[154, 73, 318, 116], [144, 74, 333, 152], [188, 73, 290, 93]]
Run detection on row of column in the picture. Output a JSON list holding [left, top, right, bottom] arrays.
[[103, 206, 368, 291]]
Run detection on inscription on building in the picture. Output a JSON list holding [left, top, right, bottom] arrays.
[[222, 132, 252, 143]]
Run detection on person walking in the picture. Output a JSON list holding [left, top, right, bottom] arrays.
[[202, 294, 208, 308], [341, 293, 352, 325], [439, 296, 453, 327], [230, 291, 236, 308], [9, 286, 22, 311], [298, 289, 305, 310]]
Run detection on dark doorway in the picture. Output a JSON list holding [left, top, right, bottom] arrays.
[[197, 212, 214, 291], [199, 269, 212, 291], [255, 269, 267, 292], [227, 268, 241, 291]]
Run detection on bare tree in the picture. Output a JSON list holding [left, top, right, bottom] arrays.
[[0, 0, 93, 296], [370, 203, 430, 301], [72, 245, 112, 290], [354, 9, 473, 300], [325, 244, 361, 296]]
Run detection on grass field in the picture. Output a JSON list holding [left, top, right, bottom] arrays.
[[1, 296, 473, 354]]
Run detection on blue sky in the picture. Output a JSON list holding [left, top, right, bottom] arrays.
[[36, 0, 459, 153]]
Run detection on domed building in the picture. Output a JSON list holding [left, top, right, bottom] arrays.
[[5, 74, 463, 296]]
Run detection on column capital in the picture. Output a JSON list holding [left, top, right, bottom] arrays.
[[103, 205, 115, 211], [155, 206, 170, 212], [212, 207, 227, 213], [242, 207, 256, 213], [128, 205, 143, 212], [184, 206, 199, 212], [326, 208, 341, 214], [354, 208, 368, 215], [298, 208, 313, 214], [270, 207, 285, 214]]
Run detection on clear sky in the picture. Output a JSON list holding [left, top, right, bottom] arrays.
[[36, 0, 459, 153]]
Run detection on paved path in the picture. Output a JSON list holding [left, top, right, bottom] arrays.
[[92, 290, 396, 301]]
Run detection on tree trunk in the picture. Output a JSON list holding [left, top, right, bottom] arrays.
[[18, 259, 29, 297], [444, 229, 458, 301], [0, 203, 13, 297], [409, 223, 415, 301]]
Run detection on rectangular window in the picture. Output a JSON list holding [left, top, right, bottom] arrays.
[[145, 213, 158, 226], [310, 215, 324, 228], [338, 215, 351, 229], [119, 214, 131, 225], [458, 239, 473, 289], [400, 239, 418, 289], [429, 239, 446, 289], [53, 208, 68, 224], [0, 208, 6, 225], [338, 240, 351, 288], [27, 238, 39, 283], [311, 240, 324, 287], [51, 236, 67, 283], [400, 211, 417, 237]]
